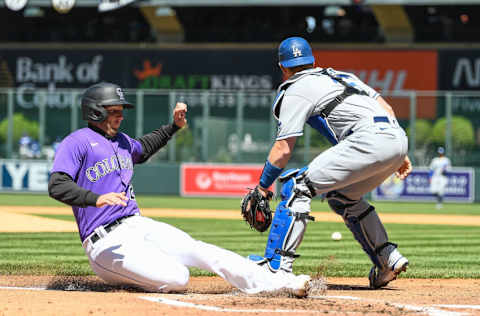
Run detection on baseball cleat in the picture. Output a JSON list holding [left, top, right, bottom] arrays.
[[286, 274, 311, 298], [249, 254, 310, 297], [369, 246, 409, 289], [248, 254, 268, 264]]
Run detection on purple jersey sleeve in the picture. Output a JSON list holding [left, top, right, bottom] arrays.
[[122, 133, 143, 164], [51, 134, 86, 180]]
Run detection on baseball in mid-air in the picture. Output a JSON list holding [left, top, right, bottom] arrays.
[[331, 231, 342, 241]]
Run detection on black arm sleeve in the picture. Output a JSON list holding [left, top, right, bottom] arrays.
[[137, 123, 180, 163], [48, 172, 100, 207]]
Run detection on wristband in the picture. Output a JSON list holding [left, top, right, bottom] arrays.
[[259, 160, 283, 189]]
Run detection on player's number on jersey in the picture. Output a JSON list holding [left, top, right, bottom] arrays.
[[128, 184, 136, 200]]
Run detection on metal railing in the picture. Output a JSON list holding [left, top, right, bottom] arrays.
[[1, 88, 479, 167]]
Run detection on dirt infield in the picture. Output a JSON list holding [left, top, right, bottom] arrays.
[[2, 206, 480, 315], [1, 276, 479, 316], [2, 205, 480, 232]]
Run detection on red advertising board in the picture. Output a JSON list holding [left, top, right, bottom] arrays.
[[313, 50, 438, 119], [181, 163, 275, 197]]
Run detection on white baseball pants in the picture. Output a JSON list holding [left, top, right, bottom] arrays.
[[83, 215, 295, 294], [430, 175, 448, 196]]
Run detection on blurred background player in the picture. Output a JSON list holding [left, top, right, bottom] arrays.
[[30, 139, 42, 159], [429, 147, 451, 209], [18, 133, 42, 159], [18, 133, 32, 159]]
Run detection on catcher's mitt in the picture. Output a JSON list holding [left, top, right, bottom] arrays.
[[241, 186, 273, 232]]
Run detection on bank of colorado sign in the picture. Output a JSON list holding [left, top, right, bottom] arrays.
[[180, 163, 275, 197]]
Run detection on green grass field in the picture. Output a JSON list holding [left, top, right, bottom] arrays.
[[1, 193, 479, 215], [1, 194, 479, 279]]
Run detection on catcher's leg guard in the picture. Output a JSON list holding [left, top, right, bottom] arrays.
[[249, 167, 315, 273], [326, 190, 408, 287], [326, 191, 388, 267], [326, 191, 406, 268]]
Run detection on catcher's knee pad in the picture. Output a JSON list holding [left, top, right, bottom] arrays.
[[261, 167, 315, 272], [326, 191, 389, 268], [279, 167, 316, 203]]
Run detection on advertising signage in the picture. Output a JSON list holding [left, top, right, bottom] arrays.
[[180, 163, 275, 197], [312, 50, 438, 119], [0, 48, 278, 110], [438, 50, 480, 91], [0, 159, 52, 192], [372, 167, 474, 203], [437, 50, 480, 125], [1, 48, 444, 119]]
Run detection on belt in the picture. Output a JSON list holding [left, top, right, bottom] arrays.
[[373, 116, 390, 123], [345, 116, 393, 137], [89, 215, 134, 244]]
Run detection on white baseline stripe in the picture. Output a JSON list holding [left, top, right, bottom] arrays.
[[317, 295, 470, 316], [390, 303, 469, 316], [0, 286, 476, 315], [142, 295, 475, 316], [139, 296, 320, 313], [435, 305, 480, 310], [320, 295, 360, 300], [0, 286, 47, 291]]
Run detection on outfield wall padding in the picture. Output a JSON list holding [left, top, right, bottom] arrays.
[[132, 162, 179, 195], [0, 159, 478, 202]]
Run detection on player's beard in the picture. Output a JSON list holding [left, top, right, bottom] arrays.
[[107, 123, 120, 136], [98, 120, 120, 137], [109, 126, 119, 136], [105, 117, 123, 136]]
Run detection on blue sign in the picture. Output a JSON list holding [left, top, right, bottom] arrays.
[[0, 159, 52, 192], [372, 167, 474, 202]]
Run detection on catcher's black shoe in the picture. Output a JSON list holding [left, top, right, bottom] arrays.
[[369, 246, 409, 289]]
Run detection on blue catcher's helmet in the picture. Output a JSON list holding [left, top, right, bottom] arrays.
[[278, 37, 315, 68], [437, 146, 445, 155]]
